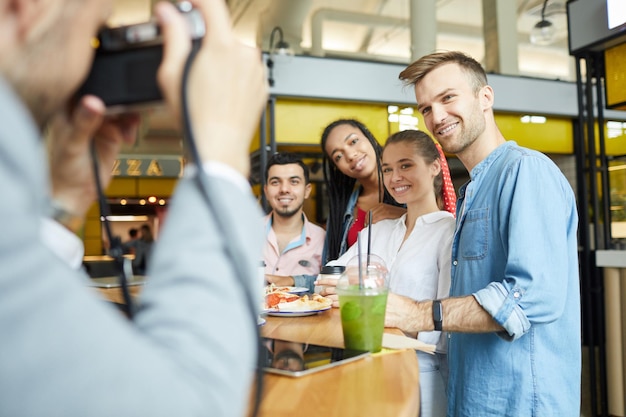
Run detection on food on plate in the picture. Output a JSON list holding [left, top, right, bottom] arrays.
[[264, 283, 293, 294], [265, 291, 300, 309], [264, 292, 332, 312]]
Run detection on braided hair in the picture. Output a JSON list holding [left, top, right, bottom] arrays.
[[320, 119, 399, 262]]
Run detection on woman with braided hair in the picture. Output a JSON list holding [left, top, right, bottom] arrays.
[[320, 119, 405, 263]]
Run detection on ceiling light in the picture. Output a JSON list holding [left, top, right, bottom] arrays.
[[267, 26, 294, 87], [104, 215, 149, 222], [530, 0, 556, 46]]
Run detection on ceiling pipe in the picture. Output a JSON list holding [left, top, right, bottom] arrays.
[[310, 8, 408, 57], [358, 0, 392, 53], [409, 0, 436, 61]]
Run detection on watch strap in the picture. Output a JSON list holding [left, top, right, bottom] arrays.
[[432, 299, 443, 331]]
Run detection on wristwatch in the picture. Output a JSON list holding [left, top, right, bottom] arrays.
[[432, 300, 443, 331], [49, 200, 84, 233]]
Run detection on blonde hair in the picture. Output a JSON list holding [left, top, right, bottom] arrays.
[[399, 51, 488, 95]]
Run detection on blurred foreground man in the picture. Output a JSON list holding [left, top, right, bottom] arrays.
[[0, 0, 267, 416], [386, 51, 581, 416]]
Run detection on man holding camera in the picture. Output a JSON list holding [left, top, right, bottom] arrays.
[[0, 0, 267, 416]]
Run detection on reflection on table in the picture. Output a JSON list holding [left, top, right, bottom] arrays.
[[254, 308, 420, 417], [92, 283, 143, 306], [84, 255, 143, 307], [83, 255, 134, 278]]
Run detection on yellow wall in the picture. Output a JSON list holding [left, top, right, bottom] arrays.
[[274, 99, 392, 147], [495, 114, 574, 154], [106, 178, 137, 197], [604, 121, 626, 155], [138, 178, 177, 196], [268, 98, 577, 154], [256, 97, 626, 164], [83, 203, 104, 256]]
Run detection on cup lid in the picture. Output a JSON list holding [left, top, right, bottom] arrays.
[[320, 265, 345, 274]]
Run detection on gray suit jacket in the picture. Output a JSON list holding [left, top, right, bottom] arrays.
[[0, 77, 264, 417]]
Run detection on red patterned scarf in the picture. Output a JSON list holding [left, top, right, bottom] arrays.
[[435, 142, 457, 217]]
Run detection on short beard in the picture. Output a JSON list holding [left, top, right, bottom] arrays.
[[273, 204, 304, 219], [444, 102, 486, 155]]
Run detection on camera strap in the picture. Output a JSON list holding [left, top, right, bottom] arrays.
[[179, 47, 265, 417], [90, 142, 135, 319]]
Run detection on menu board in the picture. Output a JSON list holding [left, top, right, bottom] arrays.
[[605, 43, 626, 110]]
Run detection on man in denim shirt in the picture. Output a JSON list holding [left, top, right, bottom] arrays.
[[384, 51, 581, 416]]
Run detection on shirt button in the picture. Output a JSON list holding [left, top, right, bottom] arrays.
[[513, 291, 520, 298], [453, 260, 458, 266]]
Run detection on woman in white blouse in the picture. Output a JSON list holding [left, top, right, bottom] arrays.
[[321, 129, 456, 417]]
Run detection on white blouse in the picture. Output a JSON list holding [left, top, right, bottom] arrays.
[[329, 211, 454, 353]]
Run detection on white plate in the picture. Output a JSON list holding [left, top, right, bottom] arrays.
[[257, 317, 267, 326], [265, 286, 309, 294], [265, 306, 332, 317], [285, 286, 309, 294]]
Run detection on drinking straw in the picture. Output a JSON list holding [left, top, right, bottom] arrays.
[[357, 234, 363, 289], [367, 210, 372, 268]]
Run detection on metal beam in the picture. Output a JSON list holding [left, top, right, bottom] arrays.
[[266, 53, 626, 120]]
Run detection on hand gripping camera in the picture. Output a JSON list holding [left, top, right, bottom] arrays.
[[77, 2, 205, 114]]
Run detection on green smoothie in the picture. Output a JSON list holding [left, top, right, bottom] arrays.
[[338, 288, 388, 353]]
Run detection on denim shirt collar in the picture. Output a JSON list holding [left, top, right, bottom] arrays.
[[458, 141, 516, 220], [337, 185, 362, 257], [468, 141, 516, 181], [343, 185, 361, 221]]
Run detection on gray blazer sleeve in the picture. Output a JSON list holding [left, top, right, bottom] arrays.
[[133, 174, 265, 416], [0, 82, 265, 417]]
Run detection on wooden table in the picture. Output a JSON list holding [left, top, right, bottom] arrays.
[[94, 286, 142, 305], [254, 308, 420, 417]]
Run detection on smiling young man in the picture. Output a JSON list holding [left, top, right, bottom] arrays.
[[388, 51, 581, 416], [263, 153, 325, 292]]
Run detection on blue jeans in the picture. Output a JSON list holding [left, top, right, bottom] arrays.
[[417, 351, 447, 417]]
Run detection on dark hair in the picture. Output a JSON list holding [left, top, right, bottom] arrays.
[[140, 224, 154, 243], [265, 152, 310, 184], [383, 129, 444, 209], [272, 349, 305, 371], [128, 228, 138, 238], [320, 119, 399, 261], [399, 51, 488, 95]]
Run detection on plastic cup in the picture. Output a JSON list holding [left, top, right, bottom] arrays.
[[336, 255, 389, 353], [314, 265, 345, 294]]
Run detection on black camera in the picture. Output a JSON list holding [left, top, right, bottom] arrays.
[[77, 2, 205, 114]]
